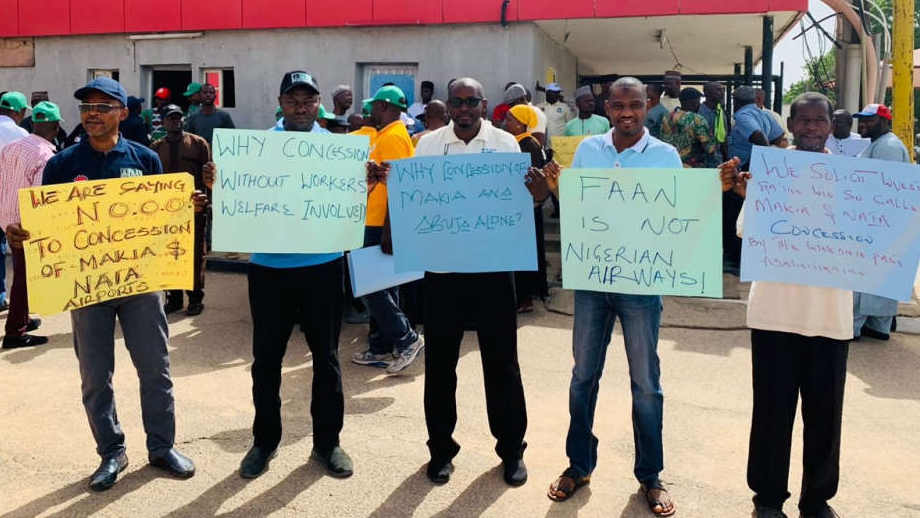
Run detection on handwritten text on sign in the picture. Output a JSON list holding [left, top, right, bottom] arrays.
[[387, 153, 537, 273], [18, 173, 194, 315], [742, 146, 920, 300], [211, 128, 369, 253], [560, 168, 723, 297]]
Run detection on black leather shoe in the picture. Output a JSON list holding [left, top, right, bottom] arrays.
[[149, 448, 195, 478], [26, 317, 41, 331], [312, 446, 353, 478], [185, 303, 204, 316], [240, 446, 277, 479], [426, 459, 454, 484], [163, 303, 183, 315], [2, 334, 48, 349], [799, 505, 839, 518], [502, 442, 528, 486], [860, 325, 890, 341], [89, 452, 128, 491]]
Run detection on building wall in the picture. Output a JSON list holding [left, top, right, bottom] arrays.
[[0, 23, 578, 131]]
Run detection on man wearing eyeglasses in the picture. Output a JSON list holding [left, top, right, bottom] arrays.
[[407, 77, 531, 486], [4, 77, 201, 491]]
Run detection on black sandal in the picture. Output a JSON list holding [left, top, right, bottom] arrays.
[[641, 480, 676, 516], [547, 467, 590, 502]]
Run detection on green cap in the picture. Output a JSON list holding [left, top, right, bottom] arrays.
[[362, 101, 373, 116], [0, 91, 29, 111], [363, 85, 408, 110], [183, 82, 202, 96], [31, 101, 63, 123], [318, 105, 336, 120]]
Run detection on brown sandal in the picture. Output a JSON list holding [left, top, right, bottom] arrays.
[[641, 481, 676, 516], [547, 468, 590, 502]]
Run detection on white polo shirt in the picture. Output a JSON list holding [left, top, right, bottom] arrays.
[[415, 120, 519, 156], [0, 115, 28, 153]]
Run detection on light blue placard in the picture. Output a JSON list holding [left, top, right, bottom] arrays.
[[387, 153, 537, 273], [742, 146, 920, 301], [560, 168, 723, 297], [211, 129, 369, 253], [347, 245, 424, 297]]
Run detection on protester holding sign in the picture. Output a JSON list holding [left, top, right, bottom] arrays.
[[354, 84, 424, 374], [721, 92, 852, 518], [203, 71, 354, 481], [544, 77, 679, 517], [4, 77, 202, 491], [406, 77, 532, 486], [851, 103, 911, 341]]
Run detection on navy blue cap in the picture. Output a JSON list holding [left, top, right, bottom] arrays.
[[127, 96, 145, 109], [74, 77, 128, 106]]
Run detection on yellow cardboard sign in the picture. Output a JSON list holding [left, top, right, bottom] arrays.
[[551, 136, 586, 167], [18, 173, 195, 315]]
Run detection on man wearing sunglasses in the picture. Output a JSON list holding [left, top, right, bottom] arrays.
[[4, 77, 202, 492], [408, 77, 530, 486]]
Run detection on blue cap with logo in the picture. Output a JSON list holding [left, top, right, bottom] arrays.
[[74, 77, 128, 106]]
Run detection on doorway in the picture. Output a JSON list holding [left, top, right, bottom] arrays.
[[145, 67, 192, 111]]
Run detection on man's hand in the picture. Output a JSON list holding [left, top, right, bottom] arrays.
[[191, 190, 209, 212], [366, 161, 391, 195], [717, 156, 750, 198], [5, 224, 30, 249], [543, 160, 563, 198], [525, 167, 549, 202], [202, 162, 217, 189]]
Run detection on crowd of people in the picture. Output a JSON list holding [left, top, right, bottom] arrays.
[[0, 64, 913, 518]]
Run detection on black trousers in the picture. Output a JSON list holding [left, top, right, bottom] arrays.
[[747, 329, 849, 514], [248, 258, 345, 453], [168, 212, 206, 305], [423, 271, 527, 463], [722, 190, 744, 265]]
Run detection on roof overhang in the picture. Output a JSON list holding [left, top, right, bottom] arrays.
[[535, 11, 804, 76]]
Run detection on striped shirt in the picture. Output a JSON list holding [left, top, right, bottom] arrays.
[[0, 133, 56, 228]]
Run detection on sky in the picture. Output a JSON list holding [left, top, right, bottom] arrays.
[[770, 0, 837, 85]]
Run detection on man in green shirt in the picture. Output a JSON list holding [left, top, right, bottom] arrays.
[[644, 82, 669, 139], [564, 86, 610, 136]]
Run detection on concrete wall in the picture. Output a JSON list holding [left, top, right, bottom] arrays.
[[0, 23, 578, 131]]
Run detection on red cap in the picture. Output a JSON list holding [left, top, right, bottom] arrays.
[[852, 103, 892, 121], [154, 87, 172, 100]]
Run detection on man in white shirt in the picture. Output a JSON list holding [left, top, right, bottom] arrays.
[[0, 91, 30, 312], [537, 83, 574, 146], [0, 91, 29, 150], [407, 80, 434, 121], [722, 92, 851, 518], [409, 77, 531, 487], [824, 109, 869, 157]]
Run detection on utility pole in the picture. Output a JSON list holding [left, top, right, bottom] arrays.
[[892, 0, 914, 160]]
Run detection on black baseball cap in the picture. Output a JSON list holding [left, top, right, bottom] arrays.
[[162, 104, 184, 117], [280, 71, 320, 96]]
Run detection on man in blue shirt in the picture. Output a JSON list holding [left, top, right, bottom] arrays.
[[723, 86, 785, 274], [5, 77, 198, 491], [544, 77, 680, 517], [203, 71, 353, 480]]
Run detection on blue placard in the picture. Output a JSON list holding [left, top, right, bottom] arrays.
[[387, 153, 538, 273], [741, 146, 920, 301]]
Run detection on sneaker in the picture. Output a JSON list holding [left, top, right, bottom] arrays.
[[2, 334, 48, 349], [386, 336, 424, 374], [352, 350, 393, 367], [312, 446, 353, 478], [26, 318, 41, 332]]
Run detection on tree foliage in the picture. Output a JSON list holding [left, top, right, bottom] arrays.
[[784, 52, 837, 105]]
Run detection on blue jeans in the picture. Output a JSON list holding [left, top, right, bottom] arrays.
[[361, 226, 417, 354], [566, 290, 664, 484]]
